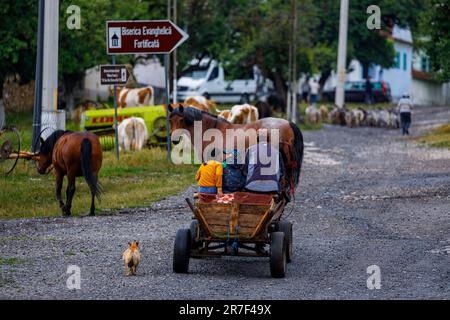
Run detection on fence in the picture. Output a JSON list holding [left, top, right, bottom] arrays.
[[41, 110, 66, 140]]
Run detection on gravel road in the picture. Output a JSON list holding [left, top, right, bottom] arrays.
[[1, 106, 449, 300]]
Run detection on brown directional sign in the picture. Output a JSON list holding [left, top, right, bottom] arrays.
[[106, 20, 189, 55], [100, 65, 130, 85]]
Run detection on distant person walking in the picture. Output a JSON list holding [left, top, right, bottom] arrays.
[[309, 78, 320, 106], [301, 78, 310, 103], [365, 76, 373, 105], [397, 93, 413, 135]]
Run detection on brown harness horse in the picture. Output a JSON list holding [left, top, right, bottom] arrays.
[[37, 130, 103, 216], [168, 105, 304, 198]]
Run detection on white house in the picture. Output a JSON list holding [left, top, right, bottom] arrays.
[[411, 49, 450, 106], [323, 26, 450, 106]]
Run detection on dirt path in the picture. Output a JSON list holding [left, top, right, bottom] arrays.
[[1, 106, 449, 299]]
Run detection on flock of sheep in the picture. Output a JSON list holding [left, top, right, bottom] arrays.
[[305, 105, 400, 129]]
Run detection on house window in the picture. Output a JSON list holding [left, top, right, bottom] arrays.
[[421, 56, 429, 72], [403, 53, 408, 71], [395, 51, 401, 69]]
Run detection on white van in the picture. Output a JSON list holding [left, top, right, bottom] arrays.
[[177, 59, 273, 104]]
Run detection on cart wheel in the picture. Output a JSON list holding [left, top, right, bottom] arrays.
[[270, 231, 286, 278], [0, 127, 21, 176], [173, 228, 191, 273], [279, 221, 293, 263], [189, 219, 200, 249]]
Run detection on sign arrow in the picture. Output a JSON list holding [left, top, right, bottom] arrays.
[[106, 20, 189, 55]]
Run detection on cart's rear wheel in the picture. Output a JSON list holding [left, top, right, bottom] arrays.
[[270, 231, 286, 278], [279, 221, 293, 263], [173, 228, 191, 273]]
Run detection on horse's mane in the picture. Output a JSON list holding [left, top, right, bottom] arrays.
[[41, 130, 71, 154], [171, 106, 230, 126]]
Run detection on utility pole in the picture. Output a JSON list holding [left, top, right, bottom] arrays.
[[166, 0, 173, 159], [41, 0, 62, 140], [291, 0, 298, 123], [287, 0, 298, 123], [31, 0, 45, 152], [335, 0, 349, 109], [287, 43, 292, 121], [167, 0, 171, 99], [167, 0, 178, 104], [172, 0, 178, 104]]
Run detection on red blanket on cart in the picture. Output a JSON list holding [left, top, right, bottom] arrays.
[[198, 192, 274, 205]]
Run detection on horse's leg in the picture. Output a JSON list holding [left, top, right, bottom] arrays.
[[282, 143, 294, 193], [89, 175, 97, 216], [63, 173, 76, 216], [55, 170, 65, 209]]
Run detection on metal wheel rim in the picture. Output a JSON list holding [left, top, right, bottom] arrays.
[[0, 126, 21, 175]]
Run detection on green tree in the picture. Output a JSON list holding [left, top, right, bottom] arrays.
[[58, 0, 165, 109], [178, 0, 427, 106], [0, 0, 166, 107], [0, 1, 38, 95], [420, 0, 450, 82], [178, 0, 318, 107], [313, 0, 428, 86]]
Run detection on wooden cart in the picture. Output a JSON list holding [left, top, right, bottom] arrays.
[[173, 192, 293, 278]]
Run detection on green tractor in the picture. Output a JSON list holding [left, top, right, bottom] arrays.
[[80, 105, 168, 150]]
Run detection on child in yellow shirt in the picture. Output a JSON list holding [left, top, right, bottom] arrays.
[[195, 160, 223, 196]]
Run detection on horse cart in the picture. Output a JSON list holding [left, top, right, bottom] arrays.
[[173, 192, 293, 278], [0, 126, 40, 175]]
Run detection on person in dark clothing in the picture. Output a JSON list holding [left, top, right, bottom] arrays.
[[397, 93, 414, 135], [301, 78, 310, 103], [222, 149, 246, 194], [244, 142, 284, 193], [365, 76, 373, 105]]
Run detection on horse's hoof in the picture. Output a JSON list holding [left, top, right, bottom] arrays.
[[79, 212, 94, 218]]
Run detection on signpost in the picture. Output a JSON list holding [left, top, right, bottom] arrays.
[[105, 20, 188, 160], [100, 63, 131, 160], [100, 65, 130, 86]]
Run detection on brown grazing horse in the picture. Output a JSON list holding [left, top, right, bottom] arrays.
[[37, 130, 103, 216], [255, 101, 273, 119], [168, 105, 304, 199]]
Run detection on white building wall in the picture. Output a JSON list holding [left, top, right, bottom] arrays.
[[323, 60, 362, 91], [134, 58, 165, 88], [412, 79, 450, 106], [323, 26, 415, 102], [83, 66, 110, 101], [380, 41, 413, 101]]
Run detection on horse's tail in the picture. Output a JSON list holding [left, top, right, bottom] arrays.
[[81, 138, 102, 201], [289, 122, 304, 187], [131, 119, 138, 151]]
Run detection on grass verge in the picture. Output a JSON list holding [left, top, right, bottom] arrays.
[[417, 124, 450, 150], [0, 257, 26, 266]]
